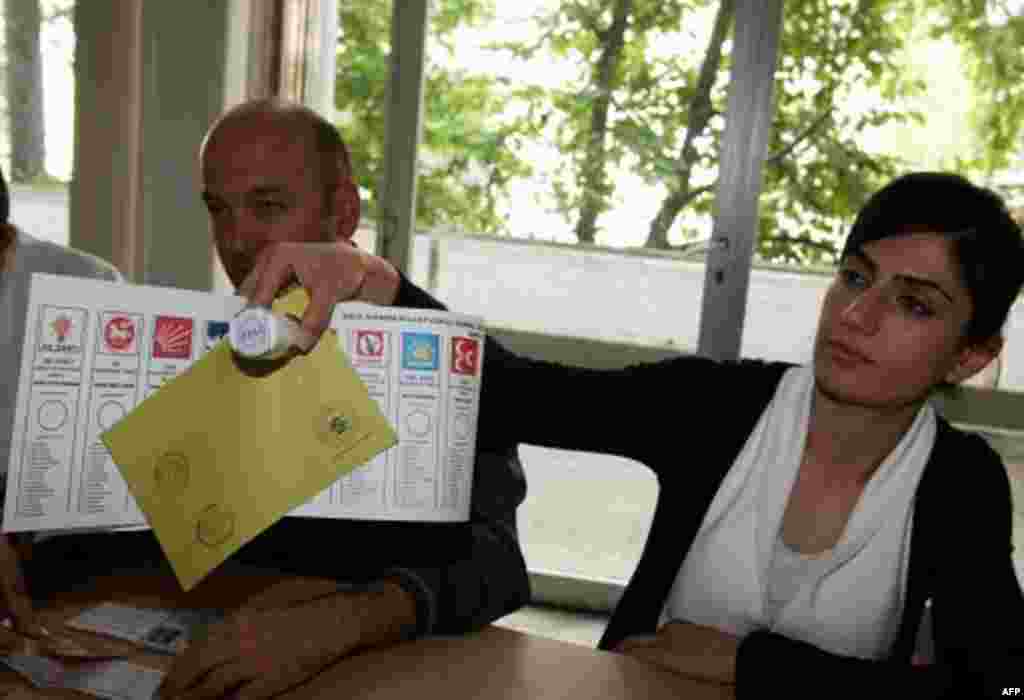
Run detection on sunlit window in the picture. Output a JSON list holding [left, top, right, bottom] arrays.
[[326, 1, 1024, 591], [0, 0, 75, 246]]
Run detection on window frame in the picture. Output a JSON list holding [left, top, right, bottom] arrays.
[[69, 0, 1023, 615]]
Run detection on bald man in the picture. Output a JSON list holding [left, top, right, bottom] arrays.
[[154, 99, 529, 699]]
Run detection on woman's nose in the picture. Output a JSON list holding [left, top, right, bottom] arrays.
[[839, 286, 884, 333]]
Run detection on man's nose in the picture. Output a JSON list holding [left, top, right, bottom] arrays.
[[214, 209, 257, 253]]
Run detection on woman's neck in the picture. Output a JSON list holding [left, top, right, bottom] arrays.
[[805, 385, 924, 485]]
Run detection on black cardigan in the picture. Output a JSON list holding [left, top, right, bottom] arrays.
[[399, 276, 1023, 696]]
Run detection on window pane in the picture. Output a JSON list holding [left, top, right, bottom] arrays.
[[408, 1, 731, 584], [1, 0, 75, 246]]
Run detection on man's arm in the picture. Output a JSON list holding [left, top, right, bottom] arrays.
[[161, 245, 528, 699]]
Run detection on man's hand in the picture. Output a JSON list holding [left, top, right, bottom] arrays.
[[0, 533, 45, 651], [239, 241, 400, 350], [613, 620, 739, 686], [158, 578, 417, 700]]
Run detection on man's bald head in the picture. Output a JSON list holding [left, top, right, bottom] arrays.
[[201, 98, 353, 201], [199, 99, 362, 288]]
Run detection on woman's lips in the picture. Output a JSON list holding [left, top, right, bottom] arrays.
[[826, 339, 873, 365]]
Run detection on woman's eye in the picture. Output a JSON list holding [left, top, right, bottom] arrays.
[[839, 268, 868, 289], [899, 296, 934, 318]]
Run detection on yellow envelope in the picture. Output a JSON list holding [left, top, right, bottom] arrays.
[[101, 290, 397, 591]]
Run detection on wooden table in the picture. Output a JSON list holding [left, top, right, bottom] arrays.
[[1, 569, 733, 699], [298, 625, 733, 699]]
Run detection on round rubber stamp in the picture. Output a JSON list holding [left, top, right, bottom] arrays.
[[195, 504, 236, 547], [153, 451, 190, 495], [314, 402, 356, 447]]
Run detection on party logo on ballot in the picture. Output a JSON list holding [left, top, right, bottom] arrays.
[[103, 316, 137, 353], [401, 333, 439, 372], [450, 337, 480, 376], [153, 316, 194, 360]]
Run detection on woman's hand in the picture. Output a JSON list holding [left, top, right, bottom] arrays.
[[614, 620, 739, 685]]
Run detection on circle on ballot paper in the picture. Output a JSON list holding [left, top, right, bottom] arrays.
[[38, 400, 69, 431], [315, 402, 356, 447], [195, 504, 236, 547], [98, 401, 126, 431], [453, 413, 471, 441], [154, 451, 190, 495], [406, 409, 432, 437]]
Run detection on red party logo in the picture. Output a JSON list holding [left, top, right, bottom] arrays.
[[51, 315, 73, 343], [451, 337, 479, 376], [153, 317, 194, 359], [104, 316, 136, 352], [355, 330, 385, 358]]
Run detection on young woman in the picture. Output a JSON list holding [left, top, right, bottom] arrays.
[[388, 172, 1024, 697], [242, 170, 1022, 696]]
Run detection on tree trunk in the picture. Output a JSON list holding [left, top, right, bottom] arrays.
[[645, 0, 734, 249], [4, 0, 47, 182], [574, 0, 632, 245]]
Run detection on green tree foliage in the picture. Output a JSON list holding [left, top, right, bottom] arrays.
[[336, 0, 533, 237], [4, 0, 47, 182], [927, 0, 1024, 175], [337, 0, 1024, 264]]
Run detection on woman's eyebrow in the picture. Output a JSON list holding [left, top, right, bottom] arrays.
[[853, 249, 955, 303], [895, 275, 954, 304]]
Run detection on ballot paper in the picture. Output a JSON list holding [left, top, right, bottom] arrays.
[[3, 274, 485, 575], [66, 603, 222, 655], [0, 618, 126, 660], [295, 302, 486, 523], [100, 286, 399, 590], [0, 654, 164, 700]]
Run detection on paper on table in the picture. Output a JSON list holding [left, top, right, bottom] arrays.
[[1, 653, 165, 700], [100, 290, 397, 591], [66, 602, 223, 655]]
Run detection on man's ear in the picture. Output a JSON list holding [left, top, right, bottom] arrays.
[[331, 178, 361, 242], [945, 335, 1003, 385]]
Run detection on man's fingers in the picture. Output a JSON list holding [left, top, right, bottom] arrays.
[[171, 662, 249, 700], [11, 616, 46, 639], [242, 578, 341, 611], [243, 251, 295, 307], [233, 664, 308, 700], [290, 324, 319, 353], [296, 284, 336, 348], [0, 625, 25, 653], [160, 628, 238, 697], [237, 252, 269, 302]]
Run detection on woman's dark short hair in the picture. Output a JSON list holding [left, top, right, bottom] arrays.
[[841, 172, 1024, 344]]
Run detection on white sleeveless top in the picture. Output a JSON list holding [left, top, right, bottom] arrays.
[[660, 365, 936, 660]]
